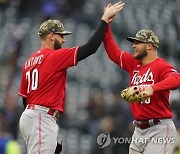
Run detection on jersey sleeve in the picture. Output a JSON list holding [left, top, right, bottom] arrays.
[[152, 61, 180, 91], [18, 67, 28, 98], [160, 61, 178, 79], [52, 46, 79, 70], [103, 25, 137, 73]]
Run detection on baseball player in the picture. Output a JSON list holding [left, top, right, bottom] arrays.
[[103, 26, 180, 154], [18, 2, 125, 154]]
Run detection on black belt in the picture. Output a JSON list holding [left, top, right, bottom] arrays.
[[133, 119, 161, 129]]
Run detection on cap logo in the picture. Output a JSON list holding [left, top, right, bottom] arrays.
[[51, 28, 56, 32]]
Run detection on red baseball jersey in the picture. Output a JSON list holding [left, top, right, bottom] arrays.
[[19, 47, 79, 112], [103, 26, 178, 121], [119, 53, 174, 120]]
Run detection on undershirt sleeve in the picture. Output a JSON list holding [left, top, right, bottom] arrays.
[[23, 98, 27, 109], [77, 20, 107, 61]]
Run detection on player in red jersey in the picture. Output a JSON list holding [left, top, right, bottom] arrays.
[[18, 2, 125, 154], [103, 26, 180, 154]]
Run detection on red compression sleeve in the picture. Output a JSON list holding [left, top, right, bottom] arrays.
[[152, 74, 180, 92]]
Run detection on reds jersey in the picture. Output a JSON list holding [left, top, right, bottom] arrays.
[[19, 47, 79, 112], [103, 26, 178, 121], [119, 52, 175, 120]]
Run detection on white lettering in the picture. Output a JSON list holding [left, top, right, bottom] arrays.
[[113, 137, 119, 144], [118, 138, 125, 144], [124, 137, 132, 144], [131, 137, 138, 143], [131, 68, 154, 85], [25, 55, 44, 69], [151, 137, 175, 144]]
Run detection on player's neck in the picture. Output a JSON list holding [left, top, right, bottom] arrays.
[[41, 41, 54, 50], [141, 52, 158, 65]]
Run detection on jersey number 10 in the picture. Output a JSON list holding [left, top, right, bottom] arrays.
[[26, 69, 39, 93]]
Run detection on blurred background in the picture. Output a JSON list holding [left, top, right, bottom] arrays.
[[0, 0, 180, 153]]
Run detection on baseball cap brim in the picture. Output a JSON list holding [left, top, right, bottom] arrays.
[[127, 37, 147, 43], [59, 31, 72, 35]]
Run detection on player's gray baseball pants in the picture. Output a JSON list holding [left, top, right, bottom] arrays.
[[19, 105, 59, 154], [129, 119, 177, 154]]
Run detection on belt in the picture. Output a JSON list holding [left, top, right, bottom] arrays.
[[133, 119, 161, 130], [27, 104, 60, 121]]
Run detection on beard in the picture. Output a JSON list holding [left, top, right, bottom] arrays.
[[54, 39, 62, 50], [134, 49, 147, 60]]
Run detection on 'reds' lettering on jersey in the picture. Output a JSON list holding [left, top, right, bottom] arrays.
[[19, 47, 79, 112]]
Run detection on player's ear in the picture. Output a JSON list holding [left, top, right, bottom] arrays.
[[49, 33, 54, 41], [146, 43, 152, 50]]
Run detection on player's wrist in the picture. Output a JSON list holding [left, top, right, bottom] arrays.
[[147, 85, 154, 96], [151, 85, 156, 92], [101, 16, 109, 23]]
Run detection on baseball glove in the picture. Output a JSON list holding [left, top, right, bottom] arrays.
[[120, 85, 150, 102]]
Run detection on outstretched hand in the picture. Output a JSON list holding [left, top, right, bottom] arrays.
[[102, 1, 125, 23]]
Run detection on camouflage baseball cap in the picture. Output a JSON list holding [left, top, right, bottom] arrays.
[[127, 29, 159, 48], [38, 19, 72, 36]]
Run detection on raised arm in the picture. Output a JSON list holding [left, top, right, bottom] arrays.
[[77, 2, 125, 62], [103, 25, 123, 65]]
